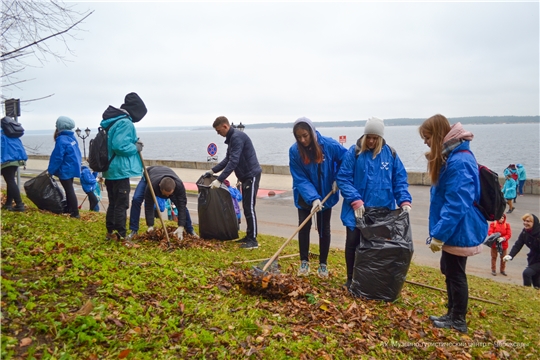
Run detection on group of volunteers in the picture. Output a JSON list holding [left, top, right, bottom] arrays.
[[2, 93, 540, 335]]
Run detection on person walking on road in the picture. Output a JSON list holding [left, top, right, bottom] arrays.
[[516, 163, 527, 196], [289, 117, 346, 278], [205, 116, 262, 250], [336, 117, 412, 289], [1, 116, 28, 212], [419, 114, 487, 334], [100, 92, 147, 242], [502, 174, 517, 214], [503, 213, 540, 289], [48, 116, 82, 218], [488, 214, 511, 276]]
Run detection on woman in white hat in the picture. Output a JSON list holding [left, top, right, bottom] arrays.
[[336, 117, 412, 289]]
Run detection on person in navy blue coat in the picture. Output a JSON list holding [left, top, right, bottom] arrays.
[[1, 117, 28, 211], [419, 114, 487, 334], [289, 117, 346, 278], [48, 116, 82, 218], [336, 117, 412, 289]]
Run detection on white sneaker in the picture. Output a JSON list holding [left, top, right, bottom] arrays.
[[297, 261, 310, 276]]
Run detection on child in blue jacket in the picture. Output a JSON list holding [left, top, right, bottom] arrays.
[[47, 116, 82, 218], [1, 116, 28, 211], [502, 174, 517, 214], [80, 163, 100, 211]]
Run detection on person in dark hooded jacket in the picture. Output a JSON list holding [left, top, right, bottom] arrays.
[[100, 92, 147, 241], [1, 116, 28, 211], [48, 116, 82, 218], [504, 213, 540, 289]]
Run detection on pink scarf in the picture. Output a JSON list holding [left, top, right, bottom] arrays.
[[443, 122, 474, 143]]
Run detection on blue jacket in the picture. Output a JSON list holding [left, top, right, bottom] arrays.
[[428, 141, 487, 247], [1, 131, 28, 165], [516, 164, 526, 181], [47, 131, 82, 180], [337, 143, 411, 230], [212, 127, 261, 182], [289, 131, 346, 211], [502, 177, 517, 200], [100, 112, 142, 180], [80, 166, 98, 193]]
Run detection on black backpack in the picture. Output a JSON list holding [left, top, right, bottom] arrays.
[[1, 116, 24, 138], [87, 120, 119, 172], [460, 150, 506, 221]]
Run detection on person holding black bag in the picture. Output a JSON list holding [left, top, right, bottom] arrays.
[[1, 116, 27, 211]]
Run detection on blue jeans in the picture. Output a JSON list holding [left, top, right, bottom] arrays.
[[518, 180, 525, 195], [129, 178, 194, 233]]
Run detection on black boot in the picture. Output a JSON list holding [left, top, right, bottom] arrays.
[[429, 313, 451, 322], [433, 313, 468, 333]]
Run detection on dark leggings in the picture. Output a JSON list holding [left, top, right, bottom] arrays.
[[344, 227, 361, 281], [59, 178, 79, 217], [86, 191, 99, 211], [298, 207, 332, 265], [523, 262, 540, 288], [440, 250, 469, 317], [1, 166, 22, 206]]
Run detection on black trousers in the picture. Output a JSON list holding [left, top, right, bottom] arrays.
[[86, 191, 99, 211], [298, 207, 332, 265], [59, 178, 79, 217], [241, 173, 261, 242], [344, 227, 361, 281], [1, 166, 22, 206], [523, 262, 540, 288], [105, 178, 131, 238], [440, 250, 469, 317]]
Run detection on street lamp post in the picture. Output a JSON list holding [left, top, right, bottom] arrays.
[[75, 127, 91, 159]]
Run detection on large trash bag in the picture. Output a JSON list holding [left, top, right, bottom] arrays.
[[24, 171, 66, 214], [350, 207, 414, 302], [197, 175, 239, 240]]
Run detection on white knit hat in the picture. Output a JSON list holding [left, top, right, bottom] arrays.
[[364, 117, 385, 138]]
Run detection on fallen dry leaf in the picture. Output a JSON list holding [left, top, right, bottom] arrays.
[[118, 349, 131, 359], [19, 337, 32, 347]]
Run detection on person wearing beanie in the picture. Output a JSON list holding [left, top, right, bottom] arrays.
[[1, 116, 28, 212], [336, 117, 412, 289], [48, 116, 82, 218], [289, 117, 346, 278], [100, 92, 147, 242]]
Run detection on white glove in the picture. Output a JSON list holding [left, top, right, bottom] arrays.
[[135, 141, 144, 152], [146, 226, 154, 233], [402, 205, 412, 213], [173, 226, 184, 240], [503, 255, 512, 262], [354, 206, 365, 219], [332, 181, 339, 194], [204, 170, 214, 178], [210, 179, 222, 189], [497, 237, 505, 243], [429, 238, 444, 253], [311, 199, 322, 213]]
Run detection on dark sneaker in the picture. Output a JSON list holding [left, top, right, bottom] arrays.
[[240, 240, 258, 249], [433, 316, 468, 333], [342, 279, 352, 291], [297, 261, 310, 276], [105, 232, 117, 241], [188, 230, 199, 239], [234, 237, 249, 243], [491, 270, 497, 276], [12, 203, 25, 212], [2, 204, 13, 211], [126, 231, 138, 241], [500, 271, 507, 276], [429, 313, 451, 322]]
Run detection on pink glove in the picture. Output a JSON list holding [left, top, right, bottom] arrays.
[[351, 200, 364, 210]]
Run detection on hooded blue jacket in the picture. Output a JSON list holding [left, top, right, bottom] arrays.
[[289, 131, 346, 211], [1, 131, 28, 165], [428, 141, 487, 247], [47, 131, 82, 180], [100, 108, 142, 180], [337, 142, 411, 230], [80, 166, 98, 193]]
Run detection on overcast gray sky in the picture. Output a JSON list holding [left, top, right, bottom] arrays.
[[4, 1, 539, 130]]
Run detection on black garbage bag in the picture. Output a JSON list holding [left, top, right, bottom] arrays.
[[350, 207, 414, 302], [197, 175, 239, 241], [483, 232, 500, 248], [24, 171, 66, 214]]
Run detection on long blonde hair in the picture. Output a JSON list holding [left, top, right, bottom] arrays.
[[359, 136, 383, 159], [419, 114, 451, 184]]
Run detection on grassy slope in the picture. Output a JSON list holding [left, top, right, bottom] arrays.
[[1, 195, 539, 360]]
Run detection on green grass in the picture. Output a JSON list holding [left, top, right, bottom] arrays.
[[1, 193, 539, 359]]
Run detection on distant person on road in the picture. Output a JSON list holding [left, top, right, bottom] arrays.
[[48, 116, 82, 218], [1, 116, 28, 212], [100, 92, 147, 242], [516, 163, 527, 196], [127, 167, 198, 240], [419, 114, 487, 334], [503, 213, 540, 289], [502, 174, 517, 214], [204, 116, 262, 250], [337, 117, 412, 289], [488, 214, 511, 276], [504, 164, 518, 203], [289, 117, 346, 278]]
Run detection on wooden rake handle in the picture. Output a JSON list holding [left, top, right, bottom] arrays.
[[261, 190, 334, 272]]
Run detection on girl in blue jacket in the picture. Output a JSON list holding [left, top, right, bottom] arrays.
[[289, 117, 346, 278], [1, 117, 28, 211], [336, 117, 412, 289], [419, 114, 487, 334], [48, 116, 82, 218], [80, 163, 99, 211], [501, 174, 517, 213]]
